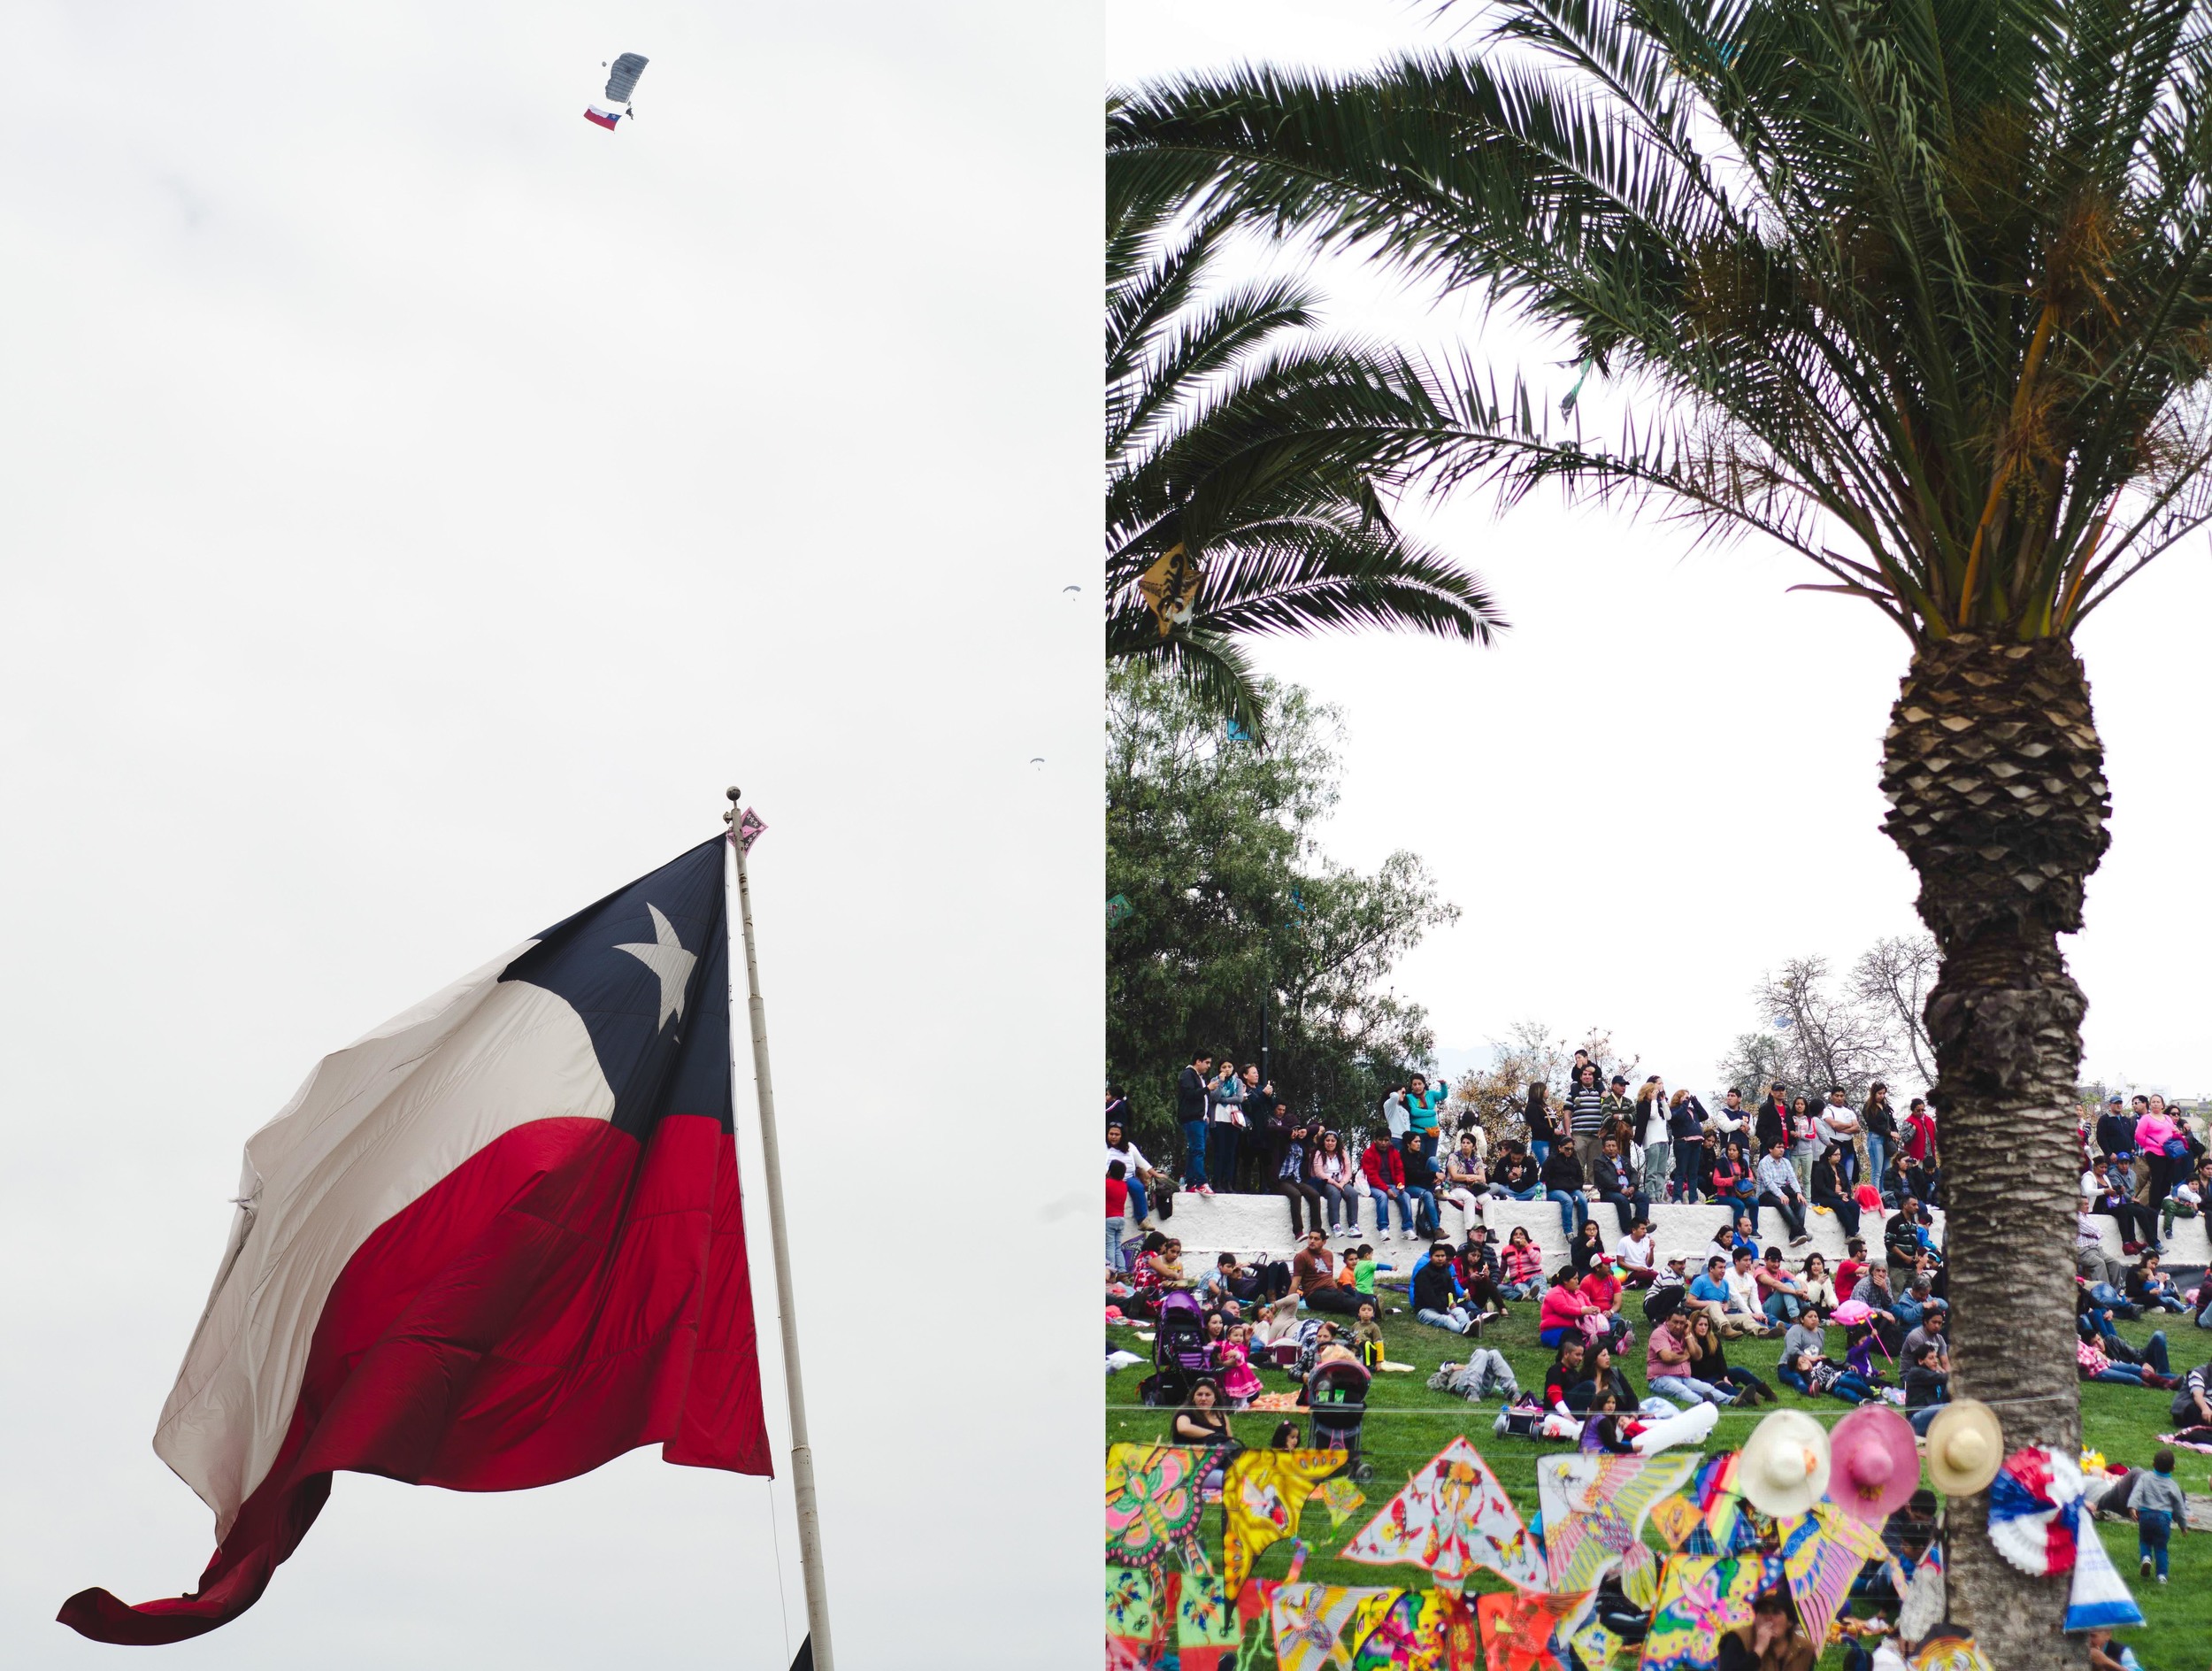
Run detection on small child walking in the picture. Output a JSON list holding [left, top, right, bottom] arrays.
[[2127, 1445, 2188, 1582]]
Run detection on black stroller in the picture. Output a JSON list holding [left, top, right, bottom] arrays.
[[1141, 1290, 1214, 1407], [1302, 1356, 1372, 1482]]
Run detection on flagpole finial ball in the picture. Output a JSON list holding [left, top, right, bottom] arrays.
[[726, 786, 741, 801]]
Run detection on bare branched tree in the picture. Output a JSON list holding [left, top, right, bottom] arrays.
[[1851, 935, 1939, 1086], [1748, 957, 1899, 1104]]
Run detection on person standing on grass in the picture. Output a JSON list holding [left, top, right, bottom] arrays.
[[1107, 1115, 1162, 1232], [1755, 1138, 1812, 1247], [2128, 1447, 2187, 1583], [1176, 1051, 1214, 1195], [1106, 1159, 1130, 1272]]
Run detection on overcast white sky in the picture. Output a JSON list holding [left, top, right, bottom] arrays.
[[1112, 0, 2212, 1102], [2, 4, 1093, 1666]]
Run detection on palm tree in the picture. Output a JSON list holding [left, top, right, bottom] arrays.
[[1107, 145, 1506, 728], [1112, 2, 2212, 1657]]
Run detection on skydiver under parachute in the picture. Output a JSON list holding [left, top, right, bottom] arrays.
[[584, 52, 649, 130]]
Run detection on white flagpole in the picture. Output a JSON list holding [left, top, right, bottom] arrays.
[[725, 787, 834, 1671]]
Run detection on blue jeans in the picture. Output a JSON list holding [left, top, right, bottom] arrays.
[[2145, 1329, 2171, 1375], [1107, 1216, 1126, 1269], [1909, 1400, 1947, 1435], [1417, 1305, 1471, 1334], [1671, 1140, 1704, 1201], [1548, 1189, 1590, 1237], [1316, 1181, 1359, 1231], [1405, 1187, 1440, 1233], [1531, 1139, 1552, 1166], [1866, 1134, 1891, 1202], [2140, 1508, 2172, 1577], [1492, 1184, 1542, 1201], [1125, 1174, 1150, 1225], [1370, 1186, 1415, 1232], [1763, 1292, 1804, 1324], [1207, 1123, 1241, 1192], [1180, 1120, 1210, 1188], [1651, 1374, 1731, 1405]]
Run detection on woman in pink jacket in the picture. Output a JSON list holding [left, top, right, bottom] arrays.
[[1539, 1267, 1598, 1347]]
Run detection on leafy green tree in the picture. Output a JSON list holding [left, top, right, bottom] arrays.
[[1107, 146, 1506, 729], [1107, 662, 1458, 1152], [1113, 3, 2212, 1651]]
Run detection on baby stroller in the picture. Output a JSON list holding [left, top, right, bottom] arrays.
[[1303, 1357, 1372, 1482], [1141, 1290, 1213, 1406]]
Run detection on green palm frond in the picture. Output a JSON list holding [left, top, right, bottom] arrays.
[[1108, 142, 1509, 727], [1110, 0, 2212, 642]]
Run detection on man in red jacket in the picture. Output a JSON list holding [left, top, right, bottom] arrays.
[[1361, 1137, 1415, 1242]]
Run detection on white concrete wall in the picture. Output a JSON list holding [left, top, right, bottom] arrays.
[[1136, 1191, 2211, 1274]]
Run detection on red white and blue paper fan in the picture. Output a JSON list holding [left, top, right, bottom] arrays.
[[1985, 1447, 2084, 1576]]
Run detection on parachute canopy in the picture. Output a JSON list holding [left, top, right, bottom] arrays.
[[604, 53, 649, 103]]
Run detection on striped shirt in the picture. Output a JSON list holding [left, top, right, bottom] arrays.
[[1567, 1087, 1607, 1135]]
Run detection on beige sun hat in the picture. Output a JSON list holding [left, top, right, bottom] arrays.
[[1923, 1398, 2004, 1497], [1739, 1407, 1833, 1518]]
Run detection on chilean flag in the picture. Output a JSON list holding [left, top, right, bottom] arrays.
[[584, 104, 623, 129], [60, 835, 769, 1643]]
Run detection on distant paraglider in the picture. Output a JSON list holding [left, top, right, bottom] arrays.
[[584, 52, 649, 130]]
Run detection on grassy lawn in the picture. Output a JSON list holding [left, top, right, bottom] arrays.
[[1107, 1295, 2212, 1667]]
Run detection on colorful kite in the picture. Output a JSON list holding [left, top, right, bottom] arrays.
[[1348, 1590, 1425, 1668], [1341, 1437, 1547, 1590], [1637, 1554, 1783, 1671], [1474, 1589, 1586, 1671], [1225, 1450, 1348, 1595], [1139, 543, 1204, 635], [1778, 1506, 1890, 1649], [1537, 1452, 1697, 1592], [1271, 1584, 1402, 1671], [1107, 1565, 1169, 1669], [1317, 1475, 1370, 1529], [1107, 1444, 1210, 1574], [1180, 1570, 1244, 1671]]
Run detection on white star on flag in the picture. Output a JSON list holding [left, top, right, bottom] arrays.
[[616, 904, 695, 1031]]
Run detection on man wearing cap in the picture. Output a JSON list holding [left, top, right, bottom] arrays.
[[1755, 1082, 1791, 1155], [1716, 1587, 1815, 1671], [2094, 1092, 2136, 1161], [1586, 1074, 1632, 1173]]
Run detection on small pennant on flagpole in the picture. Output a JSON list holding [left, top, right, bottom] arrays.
[[735, 809, 767, 852]]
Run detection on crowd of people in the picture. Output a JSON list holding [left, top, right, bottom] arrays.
[[1109, 1058, 2212, 1665], [1108, 1053, 1959, 1251]]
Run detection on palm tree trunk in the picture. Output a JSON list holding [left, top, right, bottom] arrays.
[[1881, 633, 2111, 1669]]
